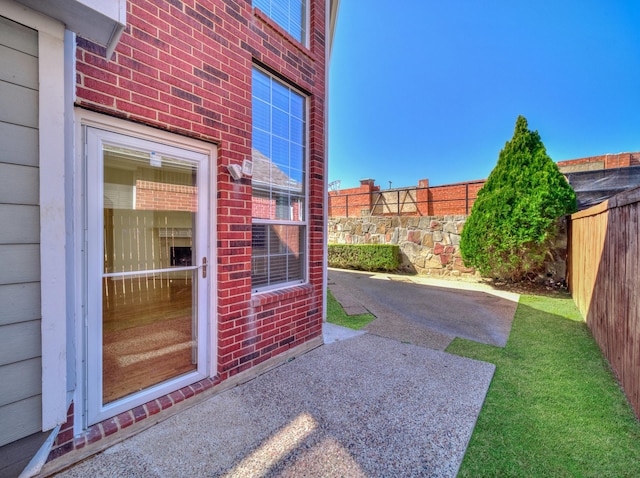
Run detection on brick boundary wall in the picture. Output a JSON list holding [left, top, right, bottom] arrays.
[[329, 152, 640, 218], [328, 178, 380, 217], [328, 178, 485, 218]]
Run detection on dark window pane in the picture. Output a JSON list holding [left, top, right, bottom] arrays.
[[272, 108, 289, 139], [253, 98, 270, 131], [252, 129, 271, 159]]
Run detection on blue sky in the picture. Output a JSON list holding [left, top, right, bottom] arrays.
[[328, 1, 640, 190]]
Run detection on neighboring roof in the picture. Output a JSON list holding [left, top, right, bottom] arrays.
[[567, 165, 640, 210], [251, 148, 302, 192]]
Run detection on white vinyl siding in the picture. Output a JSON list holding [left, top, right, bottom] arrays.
[[0, 14, 42, 447]]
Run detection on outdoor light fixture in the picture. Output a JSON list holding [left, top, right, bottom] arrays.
[[227, 163, 243, 180], [227, 159, 253, 181]]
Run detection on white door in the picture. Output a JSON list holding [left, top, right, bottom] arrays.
[[85, 127, 209, 424]]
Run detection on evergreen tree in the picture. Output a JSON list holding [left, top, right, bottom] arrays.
[[460, 116, 577, 281]]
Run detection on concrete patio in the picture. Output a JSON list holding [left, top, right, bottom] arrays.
[[51, 271, 521, 477]]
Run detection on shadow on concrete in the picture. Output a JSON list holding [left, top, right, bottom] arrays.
[[55, 335, 494, 477]]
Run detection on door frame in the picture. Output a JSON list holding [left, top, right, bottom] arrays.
[[74, 110, 217, 428]]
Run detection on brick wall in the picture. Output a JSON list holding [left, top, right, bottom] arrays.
[[329, 178, 484, 217], [75, 0, 326, 375], [557, 152, 640, 172], [330, 153, 640, 219], [50, 0, 327, 464], [328, 178, 379, 216], [420, 180, 484, 216], [135, 180, 197, 211]]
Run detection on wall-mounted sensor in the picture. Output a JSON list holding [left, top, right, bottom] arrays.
[[242, 159, 253, 177], [227, 163, 243, 181]]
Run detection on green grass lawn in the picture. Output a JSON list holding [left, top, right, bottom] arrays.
[[326, 290, 376, 330], [446, 293, 640, 477]]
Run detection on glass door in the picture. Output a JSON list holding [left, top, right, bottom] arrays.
[[86, 128, 209, 424]]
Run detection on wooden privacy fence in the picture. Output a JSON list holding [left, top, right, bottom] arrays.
[[568, 186, 640, 418]]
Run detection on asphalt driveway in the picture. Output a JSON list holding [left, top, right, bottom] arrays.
[[329, 269, 520, 350]]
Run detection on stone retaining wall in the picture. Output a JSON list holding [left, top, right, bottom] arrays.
[[328, 215, 569, 280], [328, 215, 474, 277]]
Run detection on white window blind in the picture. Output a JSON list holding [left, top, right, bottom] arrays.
[[251, 67, 307, 291], [253, 0, 306, 44]]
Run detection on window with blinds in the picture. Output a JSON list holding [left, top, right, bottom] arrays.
[[253, 0, 306, 44], [251, 67, 307, 292]]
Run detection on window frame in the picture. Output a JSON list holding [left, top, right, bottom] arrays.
[[253, 0, 309, 46], [251, 66, 309, 293]]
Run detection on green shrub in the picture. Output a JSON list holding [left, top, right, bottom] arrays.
[[328, 244, 401, 272], [460, 116, 577, 281]]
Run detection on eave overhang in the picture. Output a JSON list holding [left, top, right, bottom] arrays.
[[15, 0, 126, 57]]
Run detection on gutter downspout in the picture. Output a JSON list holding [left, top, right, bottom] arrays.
[[18, 425, 61, 478], [323, 0, 340, 325], [105, 21, 126, 59]]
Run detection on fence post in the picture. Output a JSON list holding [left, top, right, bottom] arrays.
[[397, 190, 401, 216], [346, 194, 349, 218], [465, 183, 469, 215]]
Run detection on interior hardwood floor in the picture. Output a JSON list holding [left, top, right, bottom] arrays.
[[102, 277, 197, 404]]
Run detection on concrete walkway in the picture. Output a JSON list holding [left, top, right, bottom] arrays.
[[53, 271, 519, 477]]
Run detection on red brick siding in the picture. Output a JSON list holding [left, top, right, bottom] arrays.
[[557, 152, 640, 170], [219, 284, 322, 376], [54, 0, 327, 462]]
